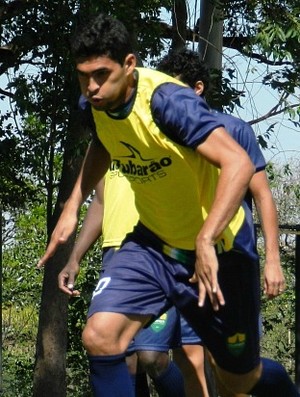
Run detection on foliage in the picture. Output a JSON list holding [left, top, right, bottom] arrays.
[[2, 204, 46, 308], [0, 1, 299, 395], [266, 160, 300, 225], [259, 245, 296, 376], [2, 203, 46, 396], [65, 245, 101, 396], [2, 305, 37, 396], [257, 160, 300, 379], [206, 67, 244, 112]]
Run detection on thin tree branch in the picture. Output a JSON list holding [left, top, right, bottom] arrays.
[[249, 103, 300, 125], [0, 87, 14, 98]]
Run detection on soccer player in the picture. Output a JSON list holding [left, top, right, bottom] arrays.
[[58, 95, 185, 396], [157, 48, 286, 397], [39, 14, 298, 397]]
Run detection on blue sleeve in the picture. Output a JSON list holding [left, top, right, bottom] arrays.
[[151, 83, 224, 149], [215, 112, 266, 172]]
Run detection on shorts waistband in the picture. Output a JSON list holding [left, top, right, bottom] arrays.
[[124, 222, 196, 266]]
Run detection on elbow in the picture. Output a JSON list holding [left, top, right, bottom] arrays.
[[243, 154, 256, 180]]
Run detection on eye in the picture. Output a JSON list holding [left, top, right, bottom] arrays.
[[93, 70, 109, 81], [77, 71, 89, 80]]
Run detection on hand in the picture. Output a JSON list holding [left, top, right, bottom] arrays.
[[263, 260, 286, 299], [37, 208, 78, 268], [58, 259, 81, 297], [190, 240, 225, 311]]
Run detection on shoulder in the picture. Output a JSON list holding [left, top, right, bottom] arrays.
[[214, 111, 249, 129], [213, 111, 256, 139]]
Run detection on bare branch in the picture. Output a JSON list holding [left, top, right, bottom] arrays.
[[0, 87, 14, 98], [249, 103, 300, 125]]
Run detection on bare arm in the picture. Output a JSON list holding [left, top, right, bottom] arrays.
[[250, 170, 285, 299], [58, 179, 105, 296], [38, 140, 110, 267], [192, 127, 255, 310]]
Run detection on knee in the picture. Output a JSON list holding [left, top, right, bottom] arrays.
[[82, 322, 104, 354], [137, 351, 170, 378], [82, 322, 124, 356]]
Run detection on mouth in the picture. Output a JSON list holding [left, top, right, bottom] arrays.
[[89, 96, 102, 103], [89, 97, 105, 108]]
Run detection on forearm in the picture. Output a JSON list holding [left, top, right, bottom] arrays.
[[250, 171, 280, 263], [195, 128, 255, 245], [254, 192, 280, 263], [65, 141, 110, 213], [37, 142, 109, 268], [71, 200, 103, 263], [197, 157, 254, 245], [194, 154, 254, 309], [70, 176, 105, 263]]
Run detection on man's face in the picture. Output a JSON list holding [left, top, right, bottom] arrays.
[[76, 54, 135, 111]]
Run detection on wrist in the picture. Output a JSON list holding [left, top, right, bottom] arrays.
[[196, 233, 215, 248]]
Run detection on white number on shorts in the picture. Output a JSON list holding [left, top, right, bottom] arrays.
[[92, 277, 111, 299]]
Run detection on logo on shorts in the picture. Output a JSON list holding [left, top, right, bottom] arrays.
[[151, 312, 168, 333], [227, 332, 246, 356]]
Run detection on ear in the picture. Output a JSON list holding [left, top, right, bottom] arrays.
[[194, 80, 204, 96], [124, 53, 136, 75]]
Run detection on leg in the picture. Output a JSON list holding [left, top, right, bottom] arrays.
[[173, 312, 215, 397], [176, 252, 300, 396], [205, 349, 248, 397], [134, 308, 185, 397], [82, 311, 151, 397], [173, 345, 210, 397], [82, 242, 176, 396], [138, 350, 185, 397], [126, 351, 151, 396], [135, 359, 151, 397], [138, 350, 170, 379]]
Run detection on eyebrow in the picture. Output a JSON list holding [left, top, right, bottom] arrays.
[[77, 67, 110, 76]]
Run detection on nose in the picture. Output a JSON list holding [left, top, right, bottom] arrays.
[[87, 76, 100, 96]]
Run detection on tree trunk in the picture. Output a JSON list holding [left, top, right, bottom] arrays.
[[33, 108, 89, 397], [171, 0, 188, 51], [197, 0, 223, 70]]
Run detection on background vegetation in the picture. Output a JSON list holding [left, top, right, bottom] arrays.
[[1, 0, 300, 395]]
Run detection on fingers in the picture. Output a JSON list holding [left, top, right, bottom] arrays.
[[37, 214, 78, 268], [58, 271, 73, 295], [198, 280, 207, 308], [190, 271, 225, 311], [199, 276, 224, 311], [37, 239, 62, 268], [264, 270, 286, 299], [263, 263, 286, 299], [264, 280, 286, 299], [58, 270, 80, 297]]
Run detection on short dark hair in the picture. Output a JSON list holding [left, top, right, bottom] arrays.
[[157, 48, 210, 95], [71, 13, 133, 65]]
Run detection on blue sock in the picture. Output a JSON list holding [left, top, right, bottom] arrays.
[[152, 361, 185, 397], [130, 372, 136, 392], [249, 358, 300, 397], [88, 354, 135, 397]]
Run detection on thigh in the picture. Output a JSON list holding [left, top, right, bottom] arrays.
[[83, 311, 150, 355], [173, 252, 261, 375], [88, 241, 171, 319], [132, 307, 180, 352], [180, 313, 202, 345]]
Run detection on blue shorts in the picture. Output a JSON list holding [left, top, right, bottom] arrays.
[[90, 234, 260, 374], [101, 248, 181, 352], [128, 307, 181, 352]]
